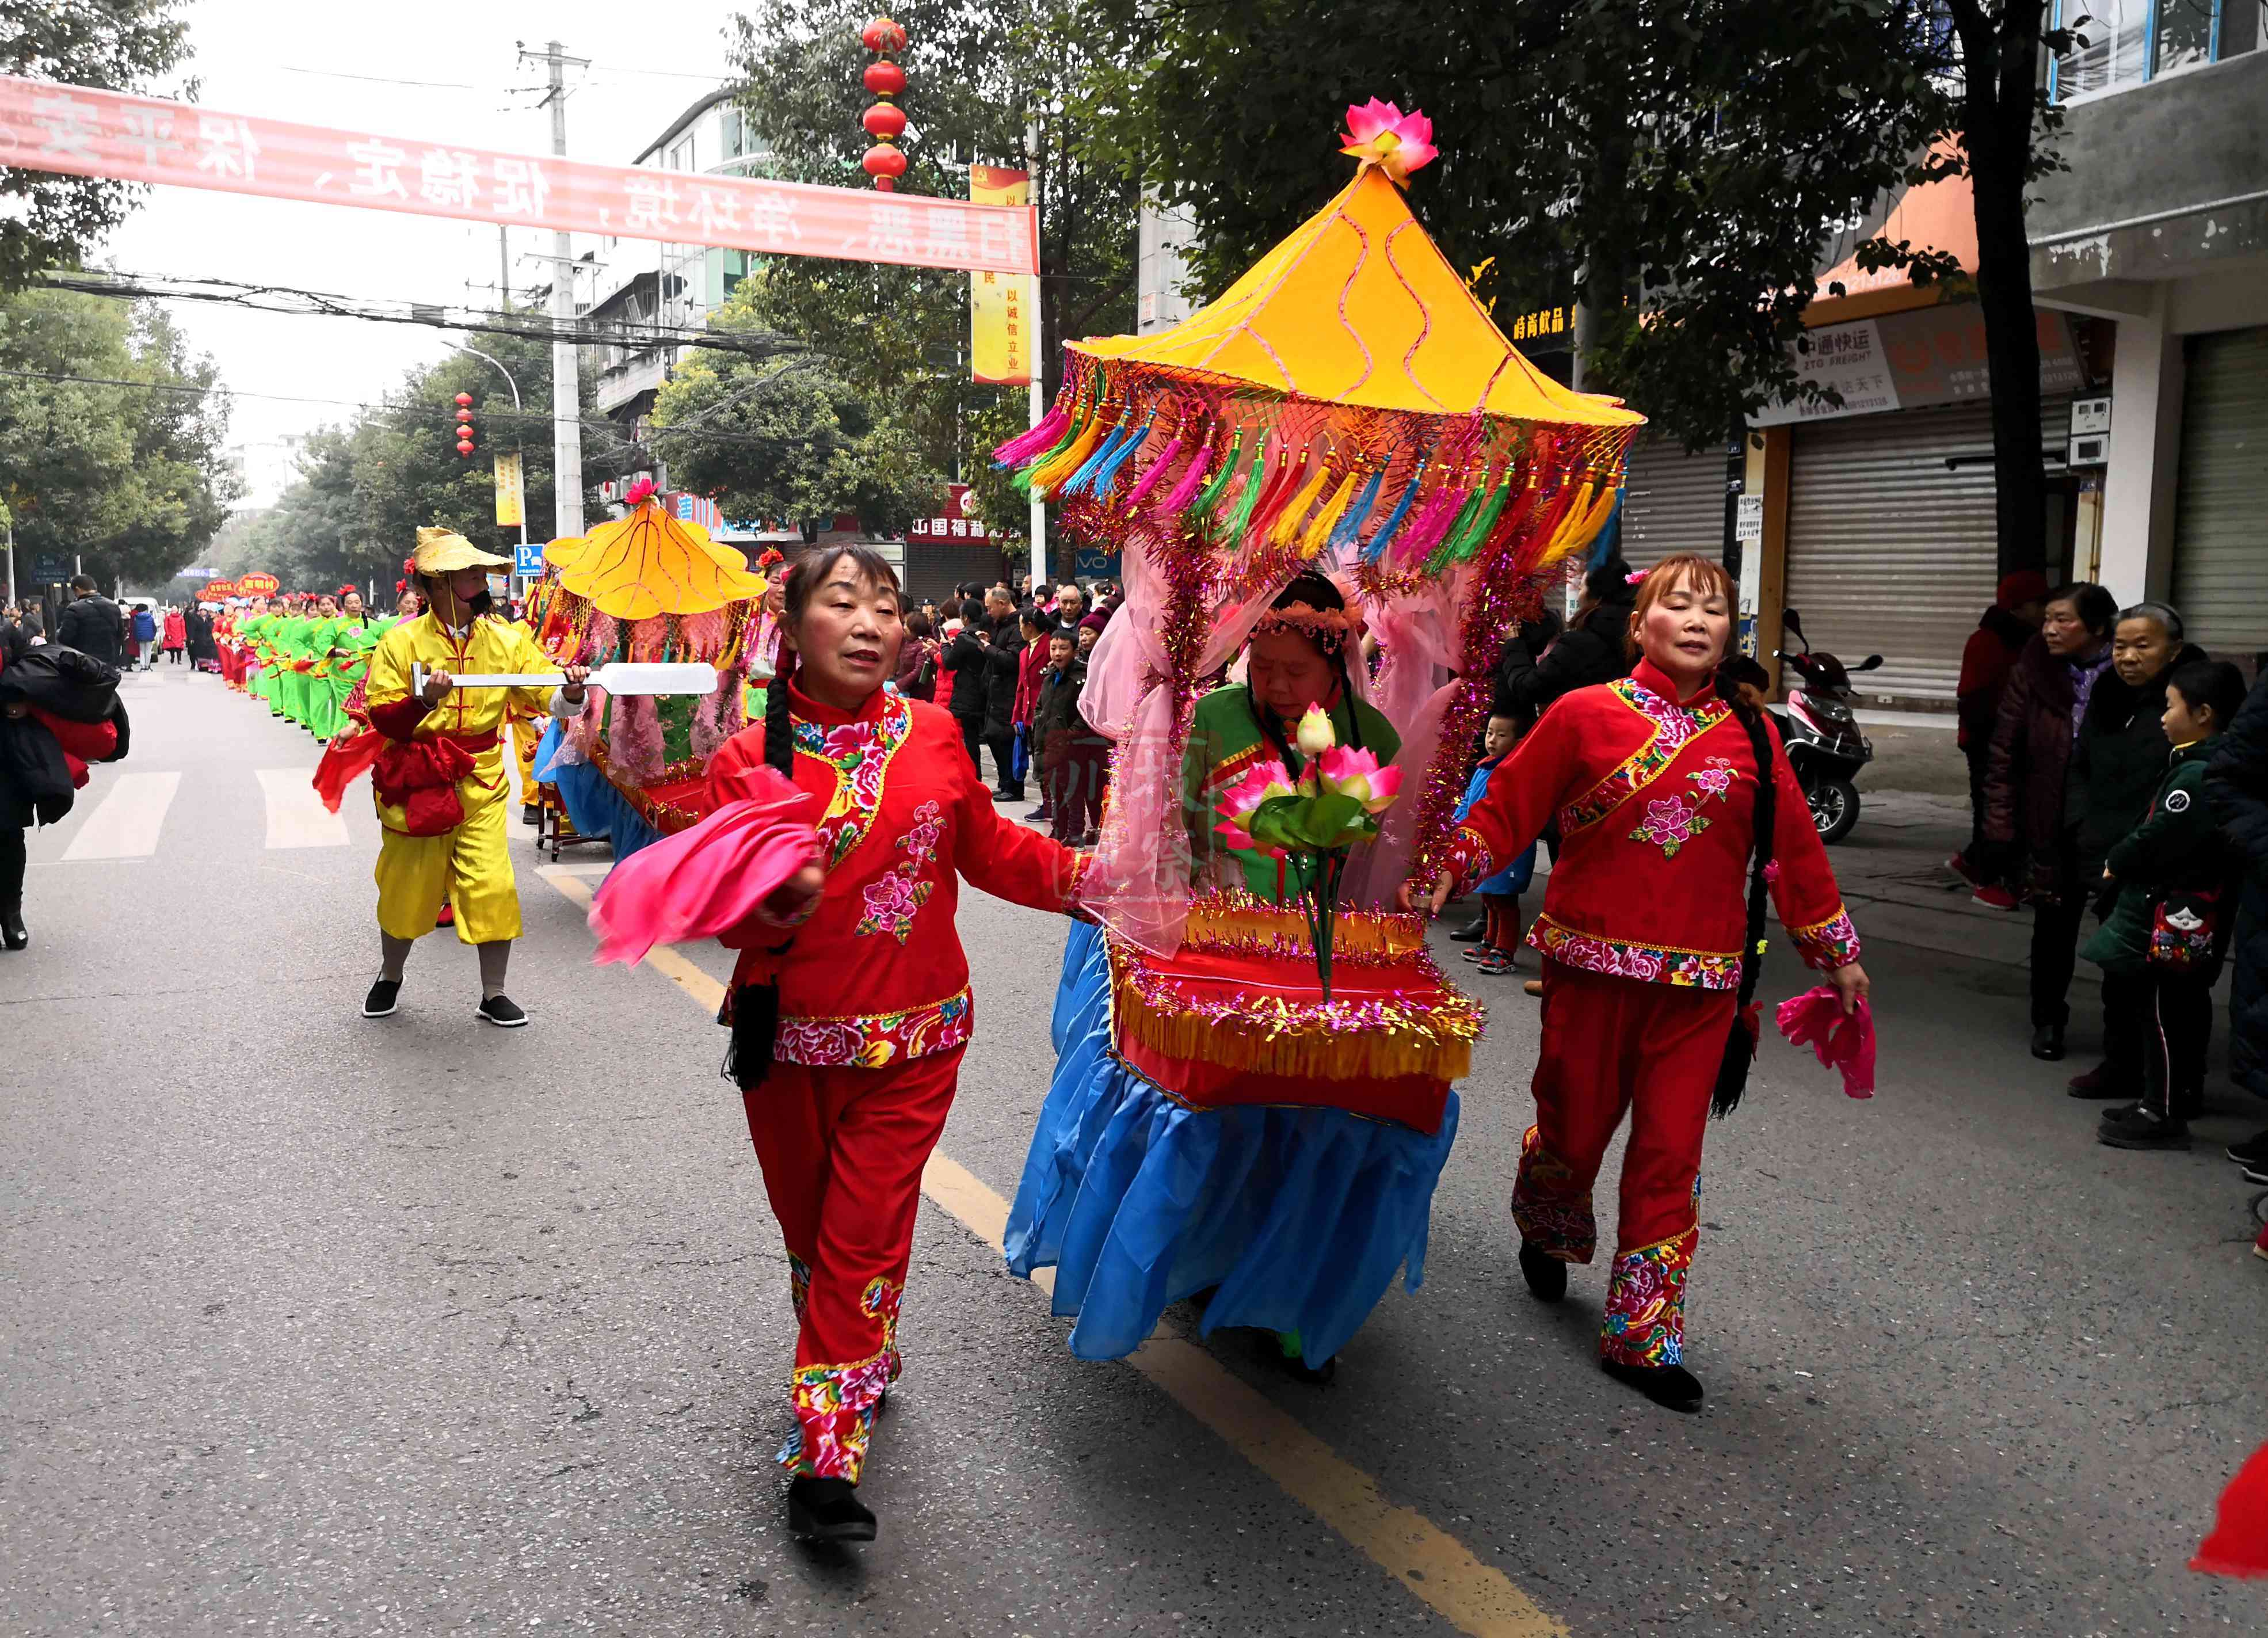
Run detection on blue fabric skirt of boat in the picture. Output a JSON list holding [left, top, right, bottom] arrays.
[[1004, 920, 1460, 1369], [533, 719, 661, 864]]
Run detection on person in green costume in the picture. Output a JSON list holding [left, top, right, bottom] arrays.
[[1183, 570, 1400, 903], [302, 594, 346, 741], [273, 602, 312, 729], [317, 590, 386, 743], [243, 601, 277, 707], [1175, 569, 1402, 1385]]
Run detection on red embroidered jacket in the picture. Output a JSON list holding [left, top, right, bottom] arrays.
[[706, 683, 1085, 1067], [1451, 659, 1861, 989]]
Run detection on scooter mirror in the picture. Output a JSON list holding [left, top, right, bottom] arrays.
[[1858, 654, 1884, 671], [1781, 608, 1805, 639]]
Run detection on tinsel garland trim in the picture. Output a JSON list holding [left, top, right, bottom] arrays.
[[1179, 888, 1429, 964], [1108, 941, 1480, 1085]]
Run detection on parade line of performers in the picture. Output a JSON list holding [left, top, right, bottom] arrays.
[[217, 529, 1871, 1546], [217, 584, 414, 743]]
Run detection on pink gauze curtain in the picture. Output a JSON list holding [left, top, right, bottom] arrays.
[[1344, 563, 1474, 910], [1078, 532, 1281, 956]]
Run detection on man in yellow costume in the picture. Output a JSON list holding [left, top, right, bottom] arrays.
[[361, 527, 587, 1026]]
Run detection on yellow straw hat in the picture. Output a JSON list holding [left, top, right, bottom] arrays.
[[410, 525, 512, 575]]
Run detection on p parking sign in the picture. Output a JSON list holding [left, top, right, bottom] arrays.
[[514, 542, 546, 578]]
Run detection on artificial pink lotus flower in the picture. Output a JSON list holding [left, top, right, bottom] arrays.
[[1316, 744, 1403, 816], [1339, 100, 1438, 185], [1214, 759, 1297, 852]]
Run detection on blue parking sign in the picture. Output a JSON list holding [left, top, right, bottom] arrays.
[[514, 543, 546, 577]]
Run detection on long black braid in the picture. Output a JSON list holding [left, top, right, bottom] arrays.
[[1710, 656, 1778, 1119]]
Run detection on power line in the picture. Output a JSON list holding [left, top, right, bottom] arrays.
[[40, 269, 812, 364]]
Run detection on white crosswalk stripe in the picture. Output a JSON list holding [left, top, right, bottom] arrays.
[[256, 768, 349, 849], [60, 771, 182, 861]]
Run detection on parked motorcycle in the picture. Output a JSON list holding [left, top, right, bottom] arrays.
[[1771, 608, 1881, 844]]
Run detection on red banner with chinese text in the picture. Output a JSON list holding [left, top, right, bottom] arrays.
[[0, 77, 1039, 276]]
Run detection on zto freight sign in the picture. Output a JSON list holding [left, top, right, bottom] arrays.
[[0, 76, 1040, 277]]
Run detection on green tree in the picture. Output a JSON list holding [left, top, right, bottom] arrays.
[[727, 0, 1137, 554], [648, 289, 941, 535], [1851, 2, 2082, 573], [2, 2, 193, 293], [0, 287, 236, 589], [1066, 0, 1969, 451]]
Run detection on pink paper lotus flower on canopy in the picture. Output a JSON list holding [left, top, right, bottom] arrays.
[[1214, 759, 1297, 852], [1316, 744, 1402, 816], [1339, 99, 1438, 185]]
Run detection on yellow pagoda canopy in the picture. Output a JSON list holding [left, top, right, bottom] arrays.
[[543, 492, 767, 621], [1075, 163, 1640, 429]]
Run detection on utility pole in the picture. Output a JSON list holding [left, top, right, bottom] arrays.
[[1024, 116, 1046, 589], [519, 38, 589, 543]]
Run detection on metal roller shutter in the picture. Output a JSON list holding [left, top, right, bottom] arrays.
[[1786, 399, 2071, 703], [1619, 434, 1730, 570], [2170, 327, 2268, 659]]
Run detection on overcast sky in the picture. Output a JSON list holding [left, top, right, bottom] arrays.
[[98, 1, 752, 508]]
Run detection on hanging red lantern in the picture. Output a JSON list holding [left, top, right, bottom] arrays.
[[455, 407, 474, 422], [856, 16, 906, 191], [454, 392, 473, 407], [862, 144, 908, 188], [456, 439, 475, 457]]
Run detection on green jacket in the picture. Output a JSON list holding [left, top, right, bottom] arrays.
[[2082, 737, 2232, 976], [1183, 682, 1401, 902]]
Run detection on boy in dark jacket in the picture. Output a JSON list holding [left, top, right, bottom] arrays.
[[2208, 666, 2268, 1174], [2088, 660, 2250, 1151], [1035, 630, 1103, 844]]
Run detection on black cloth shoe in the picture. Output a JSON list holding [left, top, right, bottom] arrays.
[[1, 906, 26, 952], [363, 977, 402, 1018], [2067, 1061, 2136, 1099], [787, 1476, 877, 1544], [1518, 1243, 1567, 1303], [1450, 916, 1488, 943], [477, 993, 528, 1027], [2030, 1024, 2066, 1062], [2098, 1111, 2190, 1151], [2225, 1128, 2268, 1167], [1601, 1357, 1705, 1413], [521, 803, 541, 826], [2097, 1101, 2146, 1129], [1026, 805, 1051, 821]]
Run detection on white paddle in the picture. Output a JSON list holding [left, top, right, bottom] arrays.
[[409, 660, 720, 697]]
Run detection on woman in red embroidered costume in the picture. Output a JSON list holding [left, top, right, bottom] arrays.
[[1420, 554, 1870, 1414], [660, 546, 1085, 1542]]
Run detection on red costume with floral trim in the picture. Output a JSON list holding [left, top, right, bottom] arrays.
[[703, 683, 1083, 1483], [1449, 658, 1861, 1367]]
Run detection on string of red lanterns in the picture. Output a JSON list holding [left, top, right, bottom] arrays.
[[859, 17, 908, 191], [453, 391, 477, 458]]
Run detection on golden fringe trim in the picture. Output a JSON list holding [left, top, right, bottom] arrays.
[[1180, 889, 1428, 964], [1110, 943, 1478, 1084]]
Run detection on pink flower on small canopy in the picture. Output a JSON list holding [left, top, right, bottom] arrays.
[[1316, 744, 1403, 816], [1214, 759, 1296, 852], [1339, 100, 1438, 185]]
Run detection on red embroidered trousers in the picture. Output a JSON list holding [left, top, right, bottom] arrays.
[[1514, 961, 1732, 1367], [741, 1045, 963, 1484]]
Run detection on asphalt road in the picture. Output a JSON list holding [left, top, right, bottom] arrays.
[[4, 664, 2265, 1636]]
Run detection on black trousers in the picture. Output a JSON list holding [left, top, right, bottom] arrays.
[[2030, 836, 2086, 1029], [956, 715, 985, 772], [2096, 967, 2149, 1078], [1962, 742, 2006, 879], [984, 729, 1021, 797], [2135, 967, 2214, 1119], [0, 826, 24, 913]]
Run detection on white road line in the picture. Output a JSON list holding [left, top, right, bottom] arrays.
[[60, 772, 182, 862], [256, 768, 349, 850]]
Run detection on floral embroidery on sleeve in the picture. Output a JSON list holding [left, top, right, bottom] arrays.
[[853, 799, 943, 943], [1789, 906, 1862, 970]]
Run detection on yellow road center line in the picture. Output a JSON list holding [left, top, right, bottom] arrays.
[[540, 871, 1565, 1638]]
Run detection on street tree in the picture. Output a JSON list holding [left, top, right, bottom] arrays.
[[647, 288, 940, 537], [1, 1, 192, 294], [0, 288, 236, 589], [727, 0, 1136, 554]]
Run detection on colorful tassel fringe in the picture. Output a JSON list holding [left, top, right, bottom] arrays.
[[1361, 468, 1427, 562], [1298, 466, 1363, 558], [1123, 433, 1184, 509], [992, 406, 1069, 467]]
